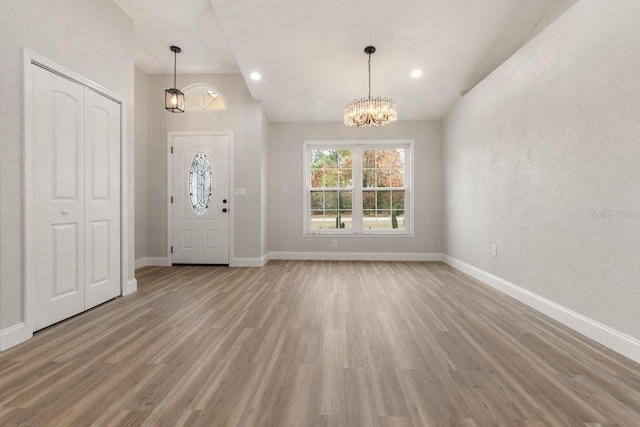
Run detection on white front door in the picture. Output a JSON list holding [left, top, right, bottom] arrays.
[[171, 134, 230, 264], [31, 64, 121, 331]]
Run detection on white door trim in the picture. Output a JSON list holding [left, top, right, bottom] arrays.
[[23, 49, 130, 339], [167, 131, 234, 266]]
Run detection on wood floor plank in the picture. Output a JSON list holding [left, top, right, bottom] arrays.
[[0, 261, 638, 426]]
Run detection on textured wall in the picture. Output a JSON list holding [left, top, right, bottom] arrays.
[[268, 121, 443, 255], [0, 0, 134, 330], [144, 73, 267, 260], [443, 0, 640, 340]]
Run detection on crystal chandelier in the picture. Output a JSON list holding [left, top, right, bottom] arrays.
[[344, 46, 397, 128]]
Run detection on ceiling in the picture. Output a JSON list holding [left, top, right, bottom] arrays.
[[112, 0, 577, 122]]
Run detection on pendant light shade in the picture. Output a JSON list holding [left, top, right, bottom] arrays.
[[165, 88, 184, 113], [165, 46, 185, 113]]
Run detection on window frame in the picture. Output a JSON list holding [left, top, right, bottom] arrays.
[[303, 140, 414, 237]]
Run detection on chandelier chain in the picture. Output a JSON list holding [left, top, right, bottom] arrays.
[[368, 51, 372, 99]]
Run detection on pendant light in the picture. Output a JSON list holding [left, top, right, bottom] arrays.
[[165, 46, 185, 113], [344, 46, 397, 128]]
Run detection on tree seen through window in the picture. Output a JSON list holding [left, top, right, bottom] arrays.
[[305, 143, 410, 234]]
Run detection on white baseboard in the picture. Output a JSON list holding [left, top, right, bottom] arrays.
[[269, 251, 443, 262], [442, 255, 640, 364], [135, 257, 170, 269], [137, 256, 271, 268], [230, 254, 270, 267], [124, 278, 138, 296], [1, 323, 29, 351]]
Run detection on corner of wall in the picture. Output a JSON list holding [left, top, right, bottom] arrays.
[[0, 323, 29, 352], [260, 105, 270, 258]]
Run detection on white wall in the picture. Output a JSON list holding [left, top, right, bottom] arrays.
[[145, 73, 267, 262], [443, 0, 640, 341], [135, 67, 149, 262], [261, 109, 270, 258], [0, 0, 135, 333], [268, 121, 443, 257]]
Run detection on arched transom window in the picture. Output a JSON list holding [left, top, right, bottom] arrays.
[[183, 84, 228, 112]]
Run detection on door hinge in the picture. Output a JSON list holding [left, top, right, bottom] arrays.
[[171, 196, 173, 203], [170, 146, 173, 154], [171, 246, 173, 253]]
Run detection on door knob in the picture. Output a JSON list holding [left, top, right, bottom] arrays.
[[223, 199, 227, 204], [222, 208, 228, 213]]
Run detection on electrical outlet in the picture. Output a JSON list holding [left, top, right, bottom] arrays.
[[491, 244, 498, 257], [332, 239, 338, 248]]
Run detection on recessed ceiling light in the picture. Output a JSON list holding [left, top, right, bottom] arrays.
[[250, 72, 262, 81], [411, 69, 423, 78]]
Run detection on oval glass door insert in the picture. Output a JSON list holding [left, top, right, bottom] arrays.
[[189, 152, 213, 215]]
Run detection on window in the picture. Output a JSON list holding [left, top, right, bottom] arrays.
[[304, 140, 413, 235], [189, 152, 213, 216], [182, 84, 227, 111]]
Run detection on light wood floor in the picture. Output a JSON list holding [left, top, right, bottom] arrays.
[[0, 261, 639, 426]]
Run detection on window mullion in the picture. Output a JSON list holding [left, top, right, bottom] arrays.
[[352, 147, 363, 232]]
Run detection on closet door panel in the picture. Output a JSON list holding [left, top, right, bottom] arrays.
[[32, 65, 86, 331], [84, 90, 121, 309]]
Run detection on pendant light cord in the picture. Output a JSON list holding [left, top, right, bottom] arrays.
[[173, 50, 177, 88]]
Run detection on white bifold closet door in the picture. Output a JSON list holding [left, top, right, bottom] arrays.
[[31, 65, 121, 331]]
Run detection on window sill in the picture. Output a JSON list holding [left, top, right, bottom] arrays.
[[304, 230, 414, 238]]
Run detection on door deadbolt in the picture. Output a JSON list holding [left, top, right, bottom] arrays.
[[223, 199, 227, 204], [222, 208, 228, 213]]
